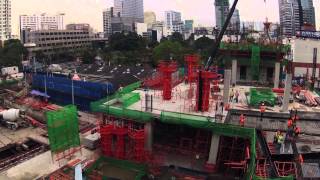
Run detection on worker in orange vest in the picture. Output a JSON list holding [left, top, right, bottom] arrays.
[[287, 118, 293, 127], [260, 102, 266, 121], [294, 126, 301, 137], [239, 114, 245, 127], [298, 154, 304, 164]]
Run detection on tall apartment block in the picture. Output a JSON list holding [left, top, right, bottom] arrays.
[[0, 0, 11, 41]]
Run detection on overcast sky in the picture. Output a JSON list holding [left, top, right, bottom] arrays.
[[12, 0, 320, 35]]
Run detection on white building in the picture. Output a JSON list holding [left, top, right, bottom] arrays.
[[165, 11, 184, 34], [0, 0, 11, 41], [19, 13, 64, 32], [113, 0, 144, 22], [291, 32, 320, 79], [135, 23, 147, 36], [103, 8, 113, 37]]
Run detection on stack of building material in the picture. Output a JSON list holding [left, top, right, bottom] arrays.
[[82, 133, 100, 150]]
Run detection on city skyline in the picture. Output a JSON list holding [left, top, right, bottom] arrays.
[[12, 0, 320, 36]]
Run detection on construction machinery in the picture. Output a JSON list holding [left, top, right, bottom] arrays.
[[0, 108, 29, 130]]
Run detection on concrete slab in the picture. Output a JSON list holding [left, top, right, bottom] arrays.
[[0, 148, 98, 180]]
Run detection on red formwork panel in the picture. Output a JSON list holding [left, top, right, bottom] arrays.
[[158, 61, 178, 100], [100, 125, 114, 157], [129, 129, 145, 162], [196, 69, 221, 111], [185, 54, 200, 83], [114, 127, 128, 160]]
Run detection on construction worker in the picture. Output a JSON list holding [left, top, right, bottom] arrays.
[[239, 114, 245, 127], [229, 89, 234, 102], [235, 90, 240, 103], [260, 102, 266, 121], [298, 154, 304, 164], [287, 118, 293, 128], [276, 131, 284, 153], [294, 126, 301, 137]]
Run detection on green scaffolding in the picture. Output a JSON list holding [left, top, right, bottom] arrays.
[[249, 88, 276, 107], [46, 105, 80, 153], [251, 45, 261, 81]]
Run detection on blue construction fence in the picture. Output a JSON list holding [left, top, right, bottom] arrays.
[[31, 73, 114, 111]]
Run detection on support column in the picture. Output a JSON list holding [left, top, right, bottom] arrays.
[[144, 122, 153, 152], [282, 73, 292, 112], [207, 134, 220, 165], [231, 60, 237, 85], [274, 62, 280, 88], [223, 70, 232, 104]]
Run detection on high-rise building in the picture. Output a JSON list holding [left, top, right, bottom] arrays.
[[19, 13, 64, 32], [0, 0, 11, 41], [301, 0, 316, 28], [214, 0, 229, 30], [229, 9, 240, 34], [165, 11, 181, 28], [165, 11, 184, 34], [103, 8, 114, 37], [184, 20, 194, 33], [113, 0, 144, 22], [144, 11, 156, 29], [278, 0, 301, 37]]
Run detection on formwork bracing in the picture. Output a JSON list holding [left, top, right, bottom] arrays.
[[91, 77, 295, 180], [158, 61, 178, 100]]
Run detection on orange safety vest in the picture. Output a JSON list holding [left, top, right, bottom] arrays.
[[298, 154, 304, 163], [240, 114, 245, 126], [287, 119, 293, 127]]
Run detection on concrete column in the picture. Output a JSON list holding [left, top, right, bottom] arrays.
[[144, 122, 153, 152], [223, 70, 232, 104], [231, 60, 237, 85], [274, 62, 280, 88], [282, 73, 292, 112], [207, 134, 220, 165]]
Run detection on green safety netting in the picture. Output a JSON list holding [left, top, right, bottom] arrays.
[[91, 81, 142, 112], [46, 105, 80, 153], [219, 42, 291, 53], [84, 156, 147, 180], [249, 88, 276, 107], [251, 45, 261, 81], [119, 92, 140, 108], [104, 106, 153, 123]]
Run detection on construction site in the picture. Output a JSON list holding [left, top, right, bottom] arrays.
[[0, 1, 320, 180]]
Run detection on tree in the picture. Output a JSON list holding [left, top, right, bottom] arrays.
[[193, 36, 214, 50], [170, 32, 184, 43], [109, 32, 146, 51], [81, 48, 97, 64], [0, 39, 27, 67], [152, 40, 185, 65]]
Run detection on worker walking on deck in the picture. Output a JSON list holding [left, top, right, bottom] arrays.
[[239, 114, 245, 127], [235, 90, 240, 103], [274, 131, 284, 154], [229, 89, 234, 102], [260, 102, 266, 121]]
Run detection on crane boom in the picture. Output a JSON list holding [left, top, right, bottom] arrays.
[[205, 0, 239, 70]]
